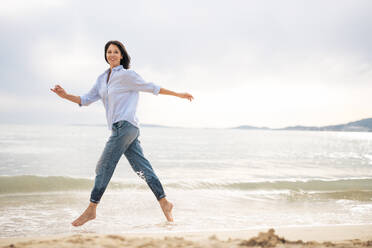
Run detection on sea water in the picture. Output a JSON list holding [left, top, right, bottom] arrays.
[[0, 124, 372, 237]]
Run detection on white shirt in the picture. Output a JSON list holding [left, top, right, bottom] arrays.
[[80, 65, 161, 130]]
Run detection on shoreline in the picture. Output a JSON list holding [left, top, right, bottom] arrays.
[[1, 224, 372, 247]]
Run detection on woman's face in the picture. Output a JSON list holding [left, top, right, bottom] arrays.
[[106, 44, 123, 68]]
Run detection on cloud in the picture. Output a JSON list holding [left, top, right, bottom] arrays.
[[0, 0, 66, 18]]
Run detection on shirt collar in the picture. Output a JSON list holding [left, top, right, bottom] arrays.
[[113, 65, 123, 71], [106, 65, 123, 74]]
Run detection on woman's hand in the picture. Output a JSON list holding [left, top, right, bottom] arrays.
[[50, 85, 81, 105], [177, 92, 194, 102], [159, 88, 194, 102], [50, 85, 67, 99]]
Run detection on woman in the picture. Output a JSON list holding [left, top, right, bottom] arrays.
[[51, 40, 193, 226]]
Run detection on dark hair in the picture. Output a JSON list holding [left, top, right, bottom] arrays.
[[104, 40, 131, 69]]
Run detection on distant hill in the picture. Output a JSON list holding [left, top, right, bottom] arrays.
[[234, 125, 270, 130], [233, 118, 372, 132]]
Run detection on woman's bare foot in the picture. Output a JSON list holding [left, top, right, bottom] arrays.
[[159, 198, 174, 222], [72, 202, 97, 227]]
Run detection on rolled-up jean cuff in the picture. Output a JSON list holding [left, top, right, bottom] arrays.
[[157, 194, 166, 200], [90, 199, 100, 204]]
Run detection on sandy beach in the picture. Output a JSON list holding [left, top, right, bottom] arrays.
[[1, 224, 372, 248]]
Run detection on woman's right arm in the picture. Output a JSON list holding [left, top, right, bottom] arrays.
[[50, 85, 81, 105], [51, 81, 101, 106]]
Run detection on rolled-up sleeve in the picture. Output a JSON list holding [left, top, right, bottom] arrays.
[[79, 79, 101, 106], [125, 70, 161, 95]]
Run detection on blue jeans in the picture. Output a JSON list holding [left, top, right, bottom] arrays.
[[90, 120, 166, 203]]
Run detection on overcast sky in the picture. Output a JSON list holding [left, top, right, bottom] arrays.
[[1, 0, 371, 128]]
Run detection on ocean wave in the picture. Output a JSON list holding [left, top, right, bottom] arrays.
[[196, 178, 372, 191], [1, 175, 372, 196], [0, 175, 141, 194]]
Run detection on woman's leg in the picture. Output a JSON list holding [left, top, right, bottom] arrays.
[[72, 121, 138, 226], [124, 137, 174, 222]]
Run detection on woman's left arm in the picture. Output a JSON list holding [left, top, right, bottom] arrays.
[[159, 88, 194, 102], [124, 70, 194, 101]]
